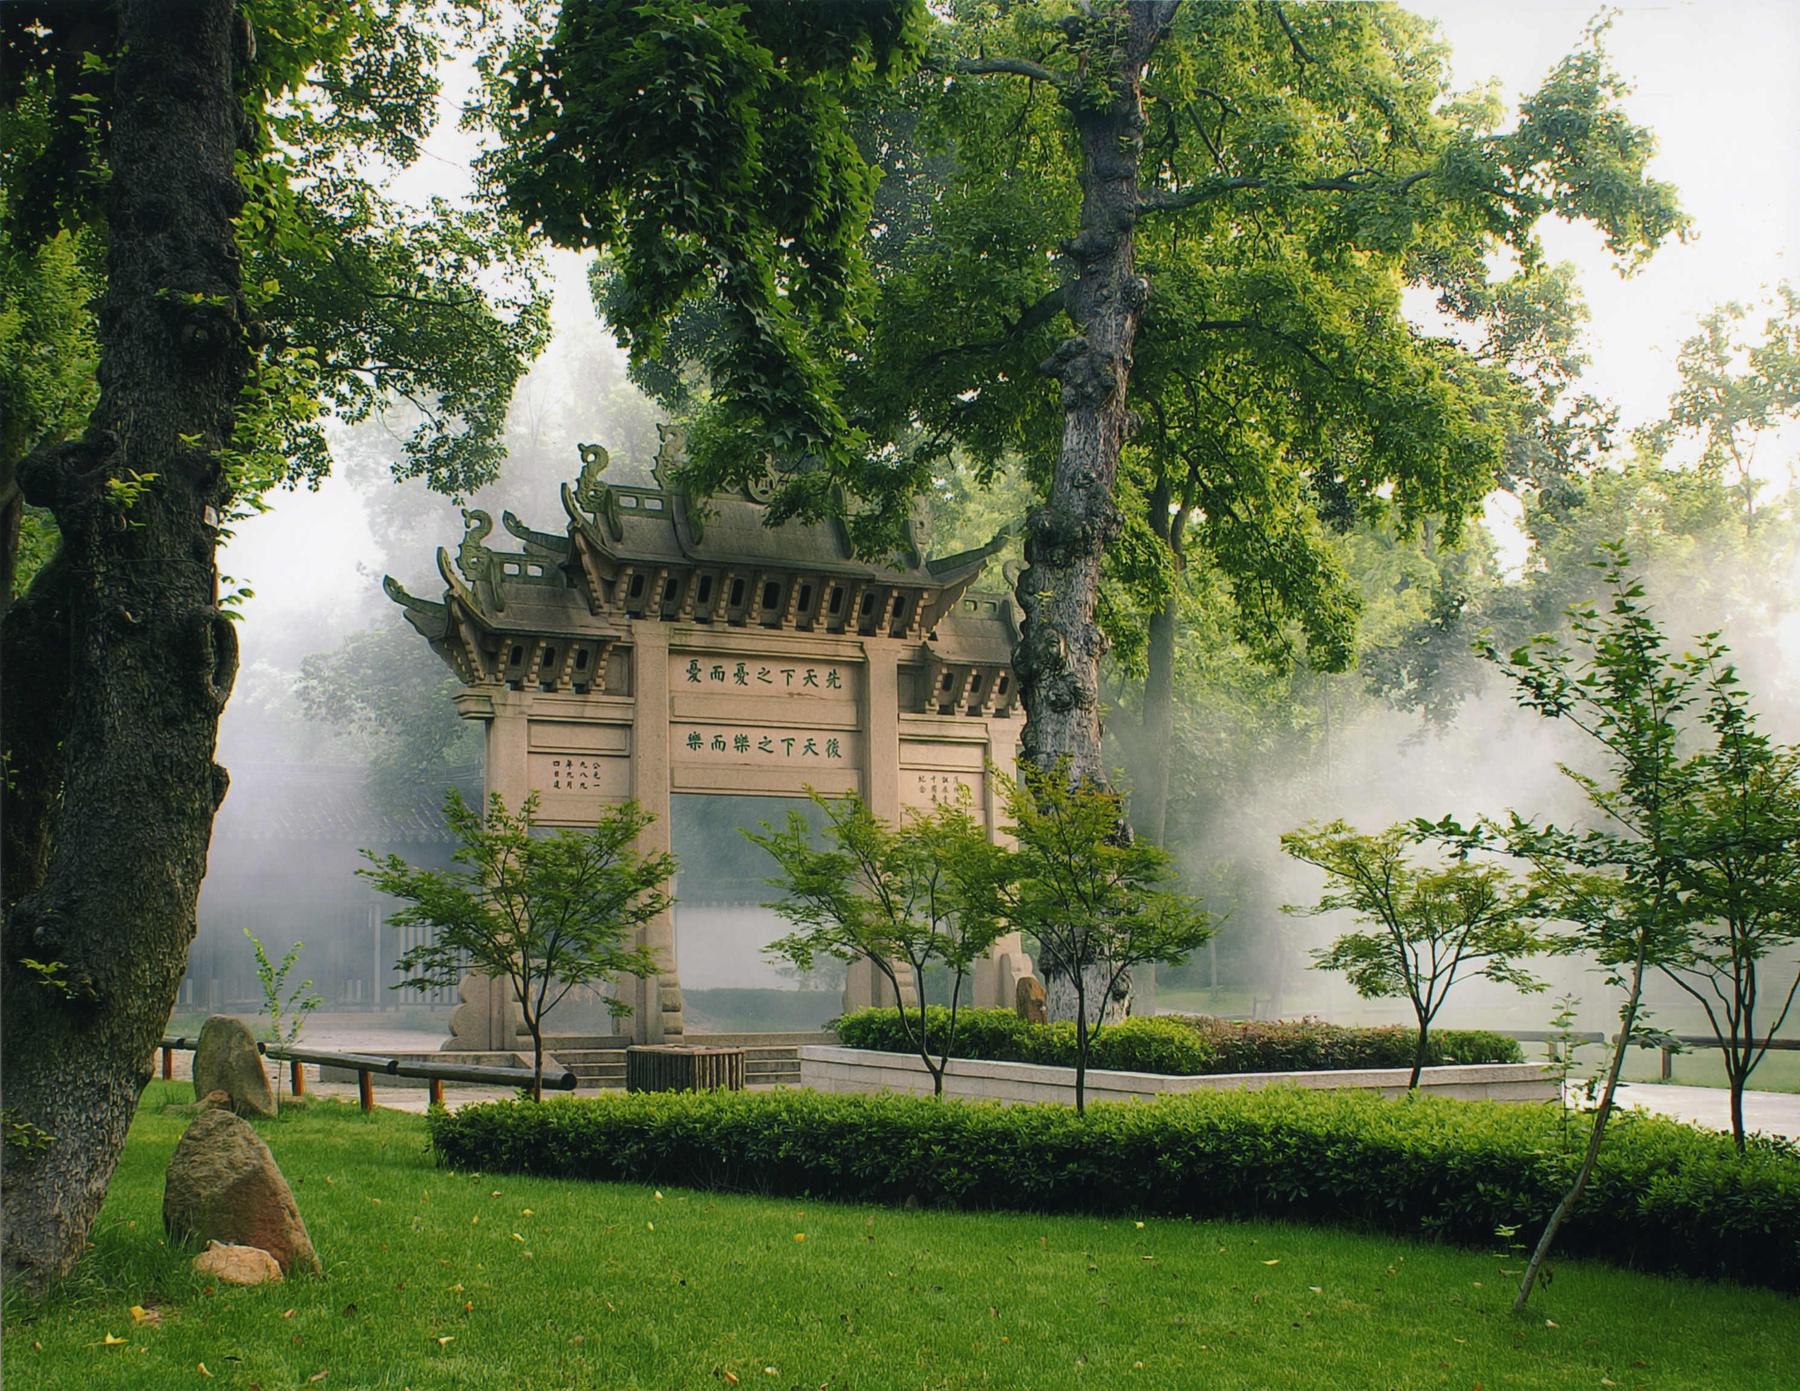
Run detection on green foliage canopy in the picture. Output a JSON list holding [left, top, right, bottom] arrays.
[[1, 0, 552, 518]]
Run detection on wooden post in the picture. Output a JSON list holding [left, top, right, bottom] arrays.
[[161, 1046, 174, 1080], [430, 1078, 446, 1107], [359, 1069, 375, 1113], [291, 1059, 306, 1097]]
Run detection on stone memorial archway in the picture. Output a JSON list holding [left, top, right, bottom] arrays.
[[387, 432, 1033, 1048]]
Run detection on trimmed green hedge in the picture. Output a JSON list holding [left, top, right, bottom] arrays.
[[832, 1007, 1524, 1074], [427, 1088, 1800, 1290]]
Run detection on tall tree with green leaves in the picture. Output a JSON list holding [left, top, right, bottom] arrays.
[[1638, 285, 1800, 524], [484, 1, 1682, 803], [0, 0, 547, 1288]]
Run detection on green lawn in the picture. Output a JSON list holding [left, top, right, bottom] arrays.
[[6, 1083, 1795, 1391]]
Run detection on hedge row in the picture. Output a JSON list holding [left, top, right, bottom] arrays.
[[427, 1087, 1800, 1291], [832, 1007, 1524, 1074]]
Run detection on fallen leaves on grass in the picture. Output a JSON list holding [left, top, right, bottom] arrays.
[[129, 1304, 161, 1326], [197, 1362, 213, 1377], [101, 1334, 127, 1346]]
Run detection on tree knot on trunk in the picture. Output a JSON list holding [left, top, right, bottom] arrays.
[[171, 300, 242, 359], [193, 607, 239, 713], [16, 438, 112, 509]]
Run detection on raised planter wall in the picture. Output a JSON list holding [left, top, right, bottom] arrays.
[[798, 1045, 1559, 1106]]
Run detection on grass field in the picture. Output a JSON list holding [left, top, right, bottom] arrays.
[[5, 1083, 1796, 1391]]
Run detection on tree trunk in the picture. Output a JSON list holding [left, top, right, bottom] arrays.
[[1074, 1010, 1089, 1117], [1513, 945, 1649, 1311], [1014, 5, 1173, 788], [1725, 1040, 1748, 1153], [529, 1021, 544, 1103], [1, 0, 246, 1291], [1409, 1017, 1430, 1091]]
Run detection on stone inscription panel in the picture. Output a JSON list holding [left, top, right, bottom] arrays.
[[527, 721, 630, 754], [670, 654, 859, 701], [673, 725, 854, 765], [528, 751, 630, 821], [900, 739, 987, 822]]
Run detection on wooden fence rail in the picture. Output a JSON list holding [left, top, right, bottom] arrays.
[[1501, 1029, 1798, 1081], [158, 1037, 575, 1112]]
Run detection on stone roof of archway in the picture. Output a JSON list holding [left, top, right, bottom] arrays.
[[384, 429, 1021, 684]]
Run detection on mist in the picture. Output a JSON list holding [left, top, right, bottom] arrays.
[[1146, 521, 1800, 1042]]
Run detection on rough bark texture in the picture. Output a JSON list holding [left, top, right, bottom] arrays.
[[1014, 5, 1175, 787], [2, 0, 246, 1290]]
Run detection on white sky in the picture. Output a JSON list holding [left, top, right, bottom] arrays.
[[222, 0, 1800, 648]]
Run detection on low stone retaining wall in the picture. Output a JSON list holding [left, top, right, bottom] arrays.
[[798, 1045, 1558, 1105]]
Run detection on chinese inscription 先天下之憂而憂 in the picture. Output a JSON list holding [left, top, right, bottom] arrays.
[[683, 659, 844, 691]]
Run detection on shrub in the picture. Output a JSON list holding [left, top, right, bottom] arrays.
[[831, 1008, 1523, 1073], [427, 1088, 1800, 1291]]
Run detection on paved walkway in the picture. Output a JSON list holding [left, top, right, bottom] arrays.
[[1603, 1081, 1800, 1140]]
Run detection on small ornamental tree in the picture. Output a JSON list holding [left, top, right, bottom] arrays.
[[361, 791, 671, 1101], [1281, 821, 1544, 1089], [1436, 548, 1705, 1310], [1662, 643, 1800, 1151], [989, 764, 1214, 1113], [244, 927, 323, 1111], [751, 790, 1007, 1099]]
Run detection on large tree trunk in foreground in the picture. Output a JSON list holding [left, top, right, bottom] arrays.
[[2, 0, 245, 1290], [1014, 4, 1174, 789]]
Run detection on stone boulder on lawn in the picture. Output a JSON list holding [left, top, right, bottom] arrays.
[[164, 1109, 322, 1275], [191, 1014, 277, 1119]]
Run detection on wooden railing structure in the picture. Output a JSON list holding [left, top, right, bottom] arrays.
[[158, 1037, 575, 1111], [1504, 1029, 1798, 1081]]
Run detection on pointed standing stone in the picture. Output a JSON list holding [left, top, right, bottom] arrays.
[[191, 1015, 276, 1119]]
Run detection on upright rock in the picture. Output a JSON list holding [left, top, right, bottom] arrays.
[[164, 1109, 322, 1275], [191, 1014, 277, 1119], [1015, 975, 1048, 1025]]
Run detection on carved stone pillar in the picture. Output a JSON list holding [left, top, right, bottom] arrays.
[[443, 688, 528, 1052], [630, 622, 683, 1040]]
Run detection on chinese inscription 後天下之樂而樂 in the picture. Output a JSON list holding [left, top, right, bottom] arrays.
[[676, 728, 846, 760]]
